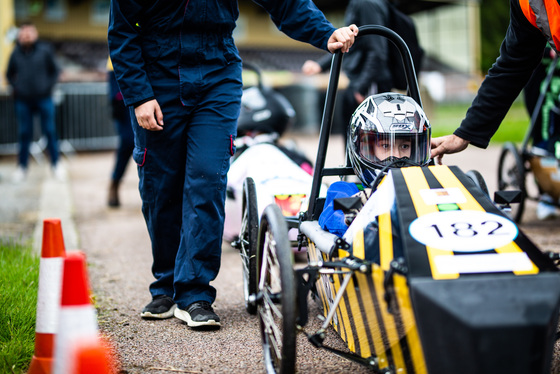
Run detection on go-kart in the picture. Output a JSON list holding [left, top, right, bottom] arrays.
[[225, 62, 326, 313], [498, 54, 560, 223], [224, 61, 319, 247], [225, 136, 315, 243], [240, 25, 560, 373]]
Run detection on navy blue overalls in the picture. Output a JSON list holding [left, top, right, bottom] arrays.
[[108, 0, 335, 309]]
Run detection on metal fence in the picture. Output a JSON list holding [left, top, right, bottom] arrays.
[[0, 92, 18, 155], [0, 82, 118, 156], [0, 81, 329, 159]]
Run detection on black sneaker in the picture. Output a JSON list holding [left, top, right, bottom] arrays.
[[140, 295, 176, 319], [174, 301, 221, 328]]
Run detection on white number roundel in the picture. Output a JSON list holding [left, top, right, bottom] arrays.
[[408, 210, 518, 252]]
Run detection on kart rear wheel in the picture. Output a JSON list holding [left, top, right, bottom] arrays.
[[466, 169, 489, 197], [241, 177, 259, 315], [497, 142, 526, 223], [257, 204, 297, 374]]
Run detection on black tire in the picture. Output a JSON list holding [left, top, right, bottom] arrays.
[[466, 169, 490, 197], [257, 204, 297, 374], [497, 142, 526, 223], [240, 177, 259, 315]]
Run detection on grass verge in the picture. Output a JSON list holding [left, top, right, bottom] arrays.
[[0, 242, 39, 374], [431, 99, 531, 145]]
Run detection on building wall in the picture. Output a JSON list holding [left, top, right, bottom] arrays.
[[3, 0, 481, 102], [14, 0, 109, 41], [13, 0, 339, 48], [8, 1, 482, 74], [414, 2, 481, 77], [235, 2, 344, 50], [0, 0, 15, 89]]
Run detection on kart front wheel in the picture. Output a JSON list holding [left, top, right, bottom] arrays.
[[497, 142, 526, 223], [257, 204, 297, 374], [466, 169, 490, 197], [240, 177, 259, 315]]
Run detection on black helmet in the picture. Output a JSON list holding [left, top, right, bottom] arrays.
[[347, 93, 431, 187], [237, 63, 295, 137]]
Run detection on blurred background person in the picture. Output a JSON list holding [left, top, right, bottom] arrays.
[[301, 0, 392, 146], [6, 21, 62, 182], [107, 57, 134, 208]]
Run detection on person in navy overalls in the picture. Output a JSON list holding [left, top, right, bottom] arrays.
[[108, 0, 358, 328]]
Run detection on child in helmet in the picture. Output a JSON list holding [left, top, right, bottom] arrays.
[[319, 92, 431, 237]]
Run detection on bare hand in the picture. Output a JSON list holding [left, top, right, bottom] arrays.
[[301, 60, 322, 75], [430, 134, 470, 165], [327, 24, 359, 53], [134, 99, 164, 131]]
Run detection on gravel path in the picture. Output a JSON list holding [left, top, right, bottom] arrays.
[[68, 141, 371, 374]]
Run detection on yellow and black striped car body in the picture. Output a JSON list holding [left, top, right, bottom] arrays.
[[305, 165, 560, 374]]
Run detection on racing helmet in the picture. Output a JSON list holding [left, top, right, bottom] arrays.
[[347, 93, 431, 187]]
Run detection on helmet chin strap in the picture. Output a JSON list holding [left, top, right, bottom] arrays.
[[383, 156, 410, 168], [371, 155, 410, 165], [361, 157, 410, 188]]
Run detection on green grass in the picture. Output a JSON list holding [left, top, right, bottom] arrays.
[[0, 243, 39, 374], [430, 99, 531, 145]]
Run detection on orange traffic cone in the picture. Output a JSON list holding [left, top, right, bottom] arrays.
[[28, 218, 67, 374], [73, 336, 118, 374], [53, 251, 98, 374]]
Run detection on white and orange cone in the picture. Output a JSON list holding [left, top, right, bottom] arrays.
[[73, 336, 118, 374], [52, 251, 98, 374], [28, 218, 66, 374]]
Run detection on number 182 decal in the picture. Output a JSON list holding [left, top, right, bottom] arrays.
[[409, 210, 518, 252]]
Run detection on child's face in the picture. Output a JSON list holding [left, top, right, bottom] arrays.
[[360, 133, 412, 161], [374, 137, 412, 160]]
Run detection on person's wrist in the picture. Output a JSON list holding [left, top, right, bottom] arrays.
[[132, 97, 155, 108]]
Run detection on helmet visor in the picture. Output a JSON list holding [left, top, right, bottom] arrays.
[[358, 131, 429, 167]]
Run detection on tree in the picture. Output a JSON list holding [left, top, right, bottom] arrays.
[[479, 0, 511, 74]]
